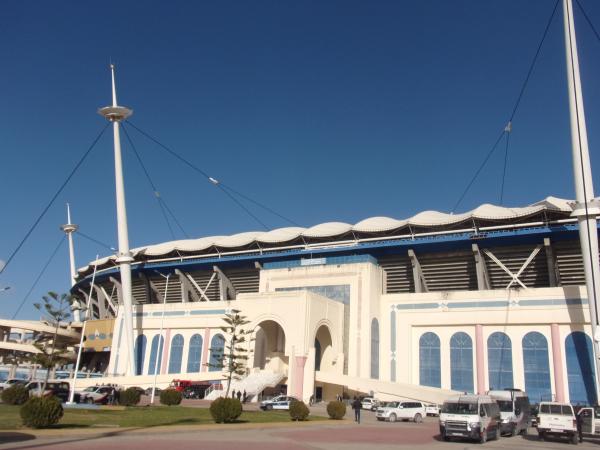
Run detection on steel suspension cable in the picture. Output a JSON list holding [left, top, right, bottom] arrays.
[[575, 0, 600, 45], [11, 235, 66, 319], [452, 0, 560, 213], [0, 123, 109, 275], [77, 231, 115, 251], [123, 121, 299, 228]]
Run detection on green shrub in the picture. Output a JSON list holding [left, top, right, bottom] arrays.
[[1, 384, 29, 405], [117, 387, 141, 406], [209, 397, 242, 423], [160, 389, 182, 406], [326, 400, 346, 419], [20, 396, 63, 428], [289, 400, 310, 421]]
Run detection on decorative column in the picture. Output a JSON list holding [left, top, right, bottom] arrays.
[[551, 324, 566, 402], [201, 328, 211, 372], [475, 324, 485, 394], [294, 356, 307, 399], [161, 329, 172, 375]]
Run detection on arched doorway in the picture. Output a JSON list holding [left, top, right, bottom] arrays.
[[314, 325, 333, 372], [253, 320, 287, 372]]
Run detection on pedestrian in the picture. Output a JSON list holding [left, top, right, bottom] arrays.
[[231, 389, 236, 399], [237, 390, 242, 401], [243, 390, 247, 403], [352, 396, 361, 424], [576, 409, 584, 443]]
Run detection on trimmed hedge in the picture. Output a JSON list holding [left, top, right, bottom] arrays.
[[160, 389, 182, 406], [117, 387, 141, 406], [289, 400, 310, 421], [1, 384, 29, 405], [209, 397, 242, 423], [326, 400, 346, 420], [20, 396, 63, 428]]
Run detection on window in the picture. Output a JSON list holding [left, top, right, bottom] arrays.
[[187, 334, 203, 373], [450, 332, 474, 393], [168, 334, 184, 374], [419, 332, 441, 388], [134, 334, 147, 376], [565, 331, 597, 405], [487, 332, 513, 390], [147, 334, 164, 375], [371, 319, 380, 379], [209, 334, 225, 372], [522, 332, 552, 402]]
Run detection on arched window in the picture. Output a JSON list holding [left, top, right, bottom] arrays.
[[187, 334, 203, 373], [209, 334, 225, 372], [522, 332, 552, 402], [565, 331, 597, 405], [419, 332, 441, 388], [487, 332, 513, 390], [147, 334, 164, 375], [450, 332, 473, 393], [168, 334, 184, 374], [134, 334, 147, 376], [314, 339, 322, 371], [371, 318, 380, 379]]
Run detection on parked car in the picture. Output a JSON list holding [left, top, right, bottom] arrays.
[[530, 405, 539, 428], [488, 389, 530, 436], [361, 397, 379, 411], [376, 401, 426, 423], [439, 394, 501, 443], [26, 381, 76, 403], [260, 395, 299, 411], [426, 404, 440, 416], [0, 378, 27, 392], [182, 386, 204, 399], [79, 385, 115, 404], [537, 402, 578, 444], [145, 387, 162, 396]]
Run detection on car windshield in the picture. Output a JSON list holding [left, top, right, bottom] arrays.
[[497, 400, 513, 412], [442, 402, 478, 414], [386, 402, 399, 408], [83, 387, 96, 392]]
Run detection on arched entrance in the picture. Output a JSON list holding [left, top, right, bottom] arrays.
[[314, 325, 333, 372], [253, 320, 288, 372]]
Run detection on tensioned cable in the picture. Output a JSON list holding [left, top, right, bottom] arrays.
[[121, 124, 187, 239], [122, 121, 299, 228], [452, 0, 560, 213], [575, 0, 600, 44], [0, 123, 109, 275], [11, 235, 65, 319], [77, 231, 114, 251]]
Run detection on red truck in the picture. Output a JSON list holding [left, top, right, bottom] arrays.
[[169, 379, 211, 399]]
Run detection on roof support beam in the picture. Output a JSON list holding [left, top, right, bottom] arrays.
[[184, 272, 214, 302], [408, 249, 428, 293], [472, 244, 491, 290], [109, 277, 123, 305], [214, 266, 237, 301], [99, 285, 118, 315], [175, 269, 201, 303], [544, 238, 560, 287]]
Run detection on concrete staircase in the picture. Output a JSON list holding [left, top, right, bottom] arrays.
[[204, 370, 285, 401]]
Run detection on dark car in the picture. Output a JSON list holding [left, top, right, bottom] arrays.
[[144, 387, 162, 396], [182, 386, 205, 399]]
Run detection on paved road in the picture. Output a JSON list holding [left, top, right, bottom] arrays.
[[1, 406, 597, 450]]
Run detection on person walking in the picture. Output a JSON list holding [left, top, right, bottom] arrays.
[[231, 389, 236, 399], [352, 396, 361, 424], [236, 390, 242, 402]]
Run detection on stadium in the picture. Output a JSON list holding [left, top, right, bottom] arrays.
[[70, 195, 597, 405]]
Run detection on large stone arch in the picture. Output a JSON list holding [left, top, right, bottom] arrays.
[[314, 323, 334, 373], [253, 319, 288, 373]]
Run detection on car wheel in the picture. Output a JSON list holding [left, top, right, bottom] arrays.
[[571, 433, 578, 445], [389, 413, 397, 423], [511, 424, 517, 437], [266, 404, 273, 411], [86, 397, 94, 404], [480, 429, 488, 444], [442, 433, 450, 442], [414, 413, 423, 423], [538, 431, 545, 441]]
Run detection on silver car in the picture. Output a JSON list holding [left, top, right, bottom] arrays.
[[260, 395, 299, 411]]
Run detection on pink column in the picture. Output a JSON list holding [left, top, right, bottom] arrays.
[[201, 328, 211, 372], [475, 325, 485, 394], [551, 324, 565, 402], [294, 356, 307, 399], [160, 329, 171, 375]]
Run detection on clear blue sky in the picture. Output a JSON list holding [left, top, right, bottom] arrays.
[[1, 0, 600, 319]]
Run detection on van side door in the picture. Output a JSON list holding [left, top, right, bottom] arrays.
[[580, 408, 594, 434]]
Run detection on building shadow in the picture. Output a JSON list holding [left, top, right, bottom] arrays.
[[0, 432, 36, 445]]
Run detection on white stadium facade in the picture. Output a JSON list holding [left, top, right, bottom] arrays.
[[70, 196, 598, 405]]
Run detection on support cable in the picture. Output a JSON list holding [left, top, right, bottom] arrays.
[[77, 231, 115, 252], [122, 121, 299, 228], [0, 124, 109, 275], [11, 235, 66, 319], [452, 0, 559, 213], [575, 0, 600, 44], [121, 125, 185, 239]]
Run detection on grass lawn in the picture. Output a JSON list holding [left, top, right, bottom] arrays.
[[0, 404, 326, 430]]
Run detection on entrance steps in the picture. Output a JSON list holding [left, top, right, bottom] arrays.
[[204, 370, 285, 401]]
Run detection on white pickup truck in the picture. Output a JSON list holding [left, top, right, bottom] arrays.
[[578, 406, 600, 436], [537, 402, 578, 444]]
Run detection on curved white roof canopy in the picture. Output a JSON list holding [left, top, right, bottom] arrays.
[[77, 196, 574, 275]]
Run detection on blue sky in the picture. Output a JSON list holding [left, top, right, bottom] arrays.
[[1, 0, 600, 319]]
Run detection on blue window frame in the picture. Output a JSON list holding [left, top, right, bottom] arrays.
[[168, 334, 184, 374], [187, 334, 203, 373], [134, 334, 147, 376], [147, 334, 164, 375], [522, 332, 552, 402], [450, 332, 474, 393], [487, 332, 513, 390], [371, 318, 380, 379], [565, 331, 597, 405], [419, 332, 441, 388], [209, 334, 225, 372]]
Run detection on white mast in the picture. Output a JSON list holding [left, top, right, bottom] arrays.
[[60, 203, 80, 322], [98, 65, 136, 376], [563, 0, 600, 402]]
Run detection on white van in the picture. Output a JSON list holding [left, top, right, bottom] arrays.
[[439, 395, 501, 443], [488, 389, 530, 436]]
